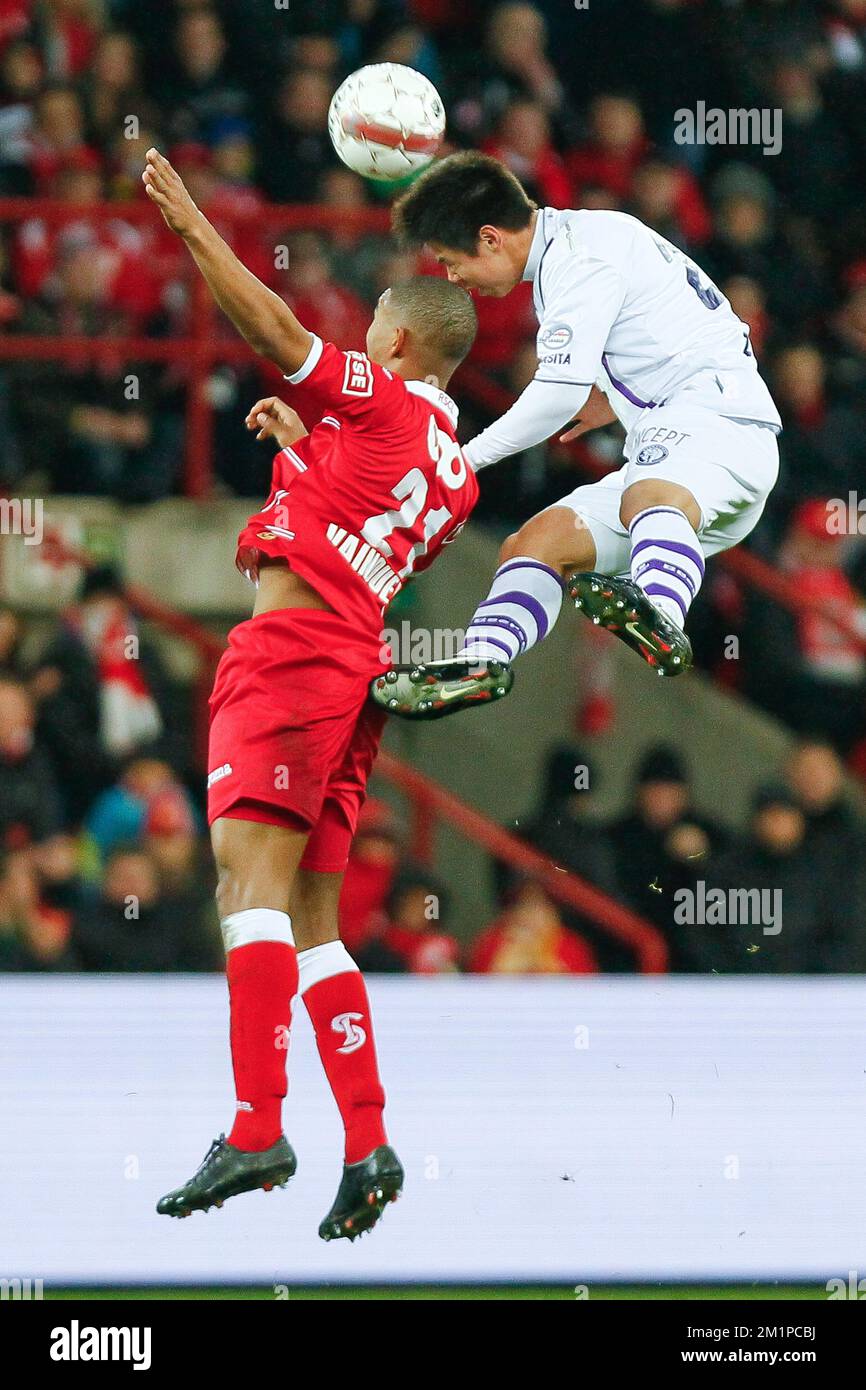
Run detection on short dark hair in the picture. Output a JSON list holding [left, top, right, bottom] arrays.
[[387, 275, 477, 367], [392, 152, 535, 255]]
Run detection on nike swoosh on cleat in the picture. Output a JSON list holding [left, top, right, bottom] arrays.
[[624, 620, 661, 653], [436, 682, 484, 702]]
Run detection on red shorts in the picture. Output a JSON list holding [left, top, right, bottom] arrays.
[[207, 608, 387, 873]]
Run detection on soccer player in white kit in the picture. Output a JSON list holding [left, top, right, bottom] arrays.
[[371, 152, 781, 718]]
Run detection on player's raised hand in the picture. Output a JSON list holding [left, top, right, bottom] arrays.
[[245, 397, 308, 448], [558, 385, 617, 443], [142, 148, 200, 237]]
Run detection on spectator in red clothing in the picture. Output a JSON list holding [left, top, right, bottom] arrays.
[[723, 276, 771, 361], [567, 94, 649, 205], [282, 228, 369, 346], [37, 0, 98, 80], [338, 798, 403, 956], [629, 155, 711, 251], [469, 879, 597, 974], [26, 82, 97, 190], [14, 152, 160, 321], [743, 499, 866, 750], [143, 784, 200, 897], [358, 869, 460, 974], [0, 1, 31, 55], [0, 845, 76, 971], [484, 98, 571, 209], [467, 273, 535, 372]]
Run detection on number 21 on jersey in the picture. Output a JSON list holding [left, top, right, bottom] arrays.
[[361, 416, 470, 580]]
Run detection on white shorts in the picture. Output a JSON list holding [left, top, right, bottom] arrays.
[[550, 403, 780, 576]]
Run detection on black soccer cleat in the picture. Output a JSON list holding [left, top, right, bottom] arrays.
[[369, 657, 513, 720], [156, 1133, 297, 1218], [566, 571, 693, 677], [318, 1145, 404, 1243]]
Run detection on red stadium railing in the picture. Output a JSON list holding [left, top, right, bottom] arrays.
[[721, 546, 866, 656], [376, 750, 668, 970], [0, 196, 392, 498], [36, 524, 669, 973]]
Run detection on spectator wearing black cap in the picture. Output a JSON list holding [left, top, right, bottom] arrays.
[[607, 744, 730, 967], [785, 738, 866, 875], [704, 784, 866, 972]]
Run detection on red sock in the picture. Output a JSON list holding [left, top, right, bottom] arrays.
[[225, 939, 298, 1152], [302, 959, 387, 1165]]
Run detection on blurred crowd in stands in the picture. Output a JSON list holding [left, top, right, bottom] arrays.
[[2, 0, 866, 973], [2, 575, 865, 975]]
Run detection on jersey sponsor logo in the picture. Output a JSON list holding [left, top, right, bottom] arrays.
[[539, 322, 573, 351], [207, 762, 233, 788], [326, 523, 403, 605], [342, 351, 374, 397], [636, 444, 670, 465], [540, 352, 572, 365], [331, 1011, 366, 1054]]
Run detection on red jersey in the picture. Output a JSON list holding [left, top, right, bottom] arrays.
[[237, 335, 478, 640]]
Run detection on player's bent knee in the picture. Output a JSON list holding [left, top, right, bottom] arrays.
[[498, 531, 522, 563], [620, 480, 701, 531]]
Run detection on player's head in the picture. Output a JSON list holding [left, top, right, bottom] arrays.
[[366, 276, 478, 386], [392, 152, 537, 297]]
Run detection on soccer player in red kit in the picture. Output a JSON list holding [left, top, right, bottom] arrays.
[[142, 148, 480, 1240]]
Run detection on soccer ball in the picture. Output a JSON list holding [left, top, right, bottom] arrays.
[[328, 64, 445, 182]]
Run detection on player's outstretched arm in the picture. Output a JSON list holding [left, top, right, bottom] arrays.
[[463, 377, 592, 471], [142, 147, 312, 376]]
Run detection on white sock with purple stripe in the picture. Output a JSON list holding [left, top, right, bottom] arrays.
[[629, 506, 704, 629], [458, 556, 564, 664]]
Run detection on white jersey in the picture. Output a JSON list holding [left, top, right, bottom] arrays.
[[463, 206, 781, 471]]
